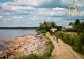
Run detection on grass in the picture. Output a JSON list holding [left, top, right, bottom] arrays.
[[13, 54, 38, 59], [38, 35, 54, 59], [55, 31, 84, 55]]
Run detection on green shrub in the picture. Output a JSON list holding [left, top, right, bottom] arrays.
[[55, 31, 84, 55], [80, 33, 84, 45], [13, 54, 38, 59], [39, 40, 54, 59]]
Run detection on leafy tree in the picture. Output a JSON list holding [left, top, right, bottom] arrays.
[[37, 21, 56, 33], [69, 22, 74, 26], [51, 22, 56, 28], [72, 19, 81, 32], [74, 19, 80, 26], [76, 22, 84, 32]]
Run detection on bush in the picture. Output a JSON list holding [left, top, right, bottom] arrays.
[[37, 21, 57, 34], [55, 31, 84, 55], [38, 40, 54, 59], [80, 33, 84, 45], [27, 54, 38, 59], [13, 54, 38, 59]]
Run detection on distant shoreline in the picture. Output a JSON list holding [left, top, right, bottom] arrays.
[[0, 27, 38, 29]]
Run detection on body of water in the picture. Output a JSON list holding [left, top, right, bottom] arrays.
[[0, 29, 36, 40]]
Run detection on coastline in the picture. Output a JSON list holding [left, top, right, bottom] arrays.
[[0, 34, 48, 58]]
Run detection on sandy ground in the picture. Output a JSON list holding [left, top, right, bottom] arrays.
[[0, 35, 47, 58], [46, 32, 84, 59]]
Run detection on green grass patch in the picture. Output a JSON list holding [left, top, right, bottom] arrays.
[[38, 38, 54, 59], [55, 31, 84, 55], [13, 54, 38, 59]]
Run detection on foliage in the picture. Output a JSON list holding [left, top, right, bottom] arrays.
[[55, 31, 84, 55], [76, 22, 84, 32], [74, 19, 80, 26], [13, 54, 38, 59], [38, 40, 54, 59], [65, 28, 78, 32], [69, 19, 84, 33], [51, 22, 56, 28], [69, 22, 74, 26], [37, 21, 56, 34]]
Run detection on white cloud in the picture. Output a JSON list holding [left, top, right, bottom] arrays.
[[37, 7, 66, 16], [0, 2, 11, 10], [0, 16, 4, 19], [13, 0, 84, 8], [12, 16, 22, 20], [13, 0, 67, 8], [14, 0, 52, 6], [10, 6, 36, 11], [0, 0, 84, 21], [37, 8, 48, 11], [0, 2, 36, 11], [13, 10, 30, 15], [52, 7, 65, 11], [79, 11, 84, 16], [62, 0, 84, 7]]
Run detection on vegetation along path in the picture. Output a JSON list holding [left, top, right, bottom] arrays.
[[46, 32, 83, 59]]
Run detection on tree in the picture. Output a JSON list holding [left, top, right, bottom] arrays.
[[69, 22, 73, 26], [76, 22, 84, 32], [74, 19, 80, 26], [73, 19, 80, 31], [37, 21, 56, 33], [51, 22, 56, 28]]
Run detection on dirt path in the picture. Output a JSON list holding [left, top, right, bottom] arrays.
[[46, 32, 83, 59]]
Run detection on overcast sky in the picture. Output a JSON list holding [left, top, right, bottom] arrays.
[[0, 0, 84, 27]]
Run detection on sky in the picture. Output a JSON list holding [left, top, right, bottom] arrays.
[[0, 0, 84, 27]]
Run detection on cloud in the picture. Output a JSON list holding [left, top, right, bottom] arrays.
[[9, 5, 36, 11], [0, 16, 4, 20], [13, 10, 30, 15], [0, 0, 84, 27], [62, 0, 84, 7], [13, 0, 84, 8], [0, 2, 36, 11], [79, 11, 84, 16], [52, 7, 65, 11], [12, 16, 22, 20], [37, 7, 66, 17], [0, 2, 11, 10], [13, 0, 67, 8], [0, 2, 34, 16]]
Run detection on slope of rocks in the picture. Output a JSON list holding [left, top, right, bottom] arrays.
[[0, 35, 48, 58]]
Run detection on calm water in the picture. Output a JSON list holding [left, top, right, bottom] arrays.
[[0, 29, 36, 40]]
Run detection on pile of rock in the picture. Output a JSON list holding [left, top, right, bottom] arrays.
[[1, 35, 47, 57]]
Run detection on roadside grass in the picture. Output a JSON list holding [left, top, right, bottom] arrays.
[[38, 33, 54, 59], [38, 41, 54, 59], [13, 54, 38, 59], [55, 31, 84, 55]]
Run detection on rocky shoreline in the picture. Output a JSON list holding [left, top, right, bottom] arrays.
[[0, 34, 48, 59]]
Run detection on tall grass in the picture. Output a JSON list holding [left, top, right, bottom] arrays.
[[38, 36, 54, 59], [13, 54, 38, 59], [55, 31, 84, 55]]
